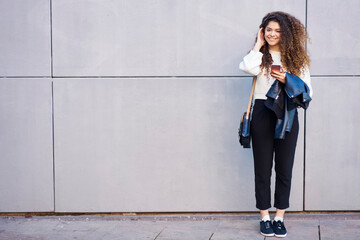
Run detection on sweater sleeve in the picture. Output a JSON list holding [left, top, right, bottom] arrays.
[[300, 67, 313, 98], [239, 50, 263, 76]]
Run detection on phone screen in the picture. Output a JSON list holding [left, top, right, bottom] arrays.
[[271, 65, 283, 73]]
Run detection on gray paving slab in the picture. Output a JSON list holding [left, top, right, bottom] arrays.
[[282, 220, 319, 240], [211, 220, 262, 240], [0, 216, 166, 240], [320, 219, 360, 240], [0, 214, 359, 240], [109, 221, 168, 240], [156, 221, 219, 240]]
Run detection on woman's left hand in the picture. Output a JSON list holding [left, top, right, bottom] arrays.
[[270, 71, 286, 83]]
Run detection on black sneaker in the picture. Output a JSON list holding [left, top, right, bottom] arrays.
[[260, 220, 275, 237], [272, 220, 287, 238]]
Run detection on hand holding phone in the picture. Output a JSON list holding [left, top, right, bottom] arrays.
[[270, 65, 286, 83]]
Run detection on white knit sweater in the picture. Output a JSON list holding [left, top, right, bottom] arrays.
[[239, 50, 313, 100]]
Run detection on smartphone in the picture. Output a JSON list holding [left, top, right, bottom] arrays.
[[271, 65, 283, 73]]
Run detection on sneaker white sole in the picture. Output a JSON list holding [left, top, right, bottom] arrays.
[[275, 233, 287, 238], [260, 232, 275, 237]]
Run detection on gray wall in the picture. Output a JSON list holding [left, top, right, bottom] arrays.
[[0, 0, 359, 212]]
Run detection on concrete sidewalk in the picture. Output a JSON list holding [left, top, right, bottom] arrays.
[[0, 213, 359, 240]]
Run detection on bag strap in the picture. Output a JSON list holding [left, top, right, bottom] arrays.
[[245, 76, 256, 120]]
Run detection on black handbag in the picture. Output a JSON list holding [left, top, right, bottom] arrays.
[[239, 76, 256, 148]]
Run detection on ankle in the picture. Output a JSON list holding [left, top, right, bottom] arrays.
[[260, 210, 270, 220]]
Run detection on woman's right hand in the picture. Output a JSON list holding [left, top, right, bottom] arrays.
[[253, 28, 265, 52]]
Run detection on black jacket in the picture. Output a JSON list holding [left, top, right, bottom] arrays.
[[264, 73, 312, 139]]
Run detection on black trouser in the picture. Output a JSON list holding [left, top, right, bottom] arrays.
[[250, 99, 299, 210]]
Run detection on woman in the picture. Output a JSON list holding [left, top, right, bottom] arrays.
[[239, 11, 313, 237]]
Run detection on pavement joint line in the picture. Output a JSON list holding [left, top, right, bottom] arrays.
[[153, 227, 165, 240], [208, 232, 214, 240], [318, 225, 321, 240]]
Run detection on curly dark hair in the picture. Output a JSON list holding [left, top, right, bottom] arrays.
[[258, 11, 310, 77]]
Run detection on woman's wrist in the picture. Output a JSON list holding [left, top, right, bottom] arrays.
[[253, 43, 262, 52]]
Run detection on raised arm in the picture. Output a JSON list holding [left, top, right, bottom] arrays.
[[239, 28, 265, 76]]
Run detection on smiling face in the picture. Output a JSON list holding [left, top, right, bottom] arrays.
[[264, 21, 281, 49]]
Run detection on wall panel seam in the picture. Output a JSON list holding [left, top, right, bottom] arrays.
[[303, 0, 308, 212], [50, 0, 56, 212], [50, 0, 54, 78]]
